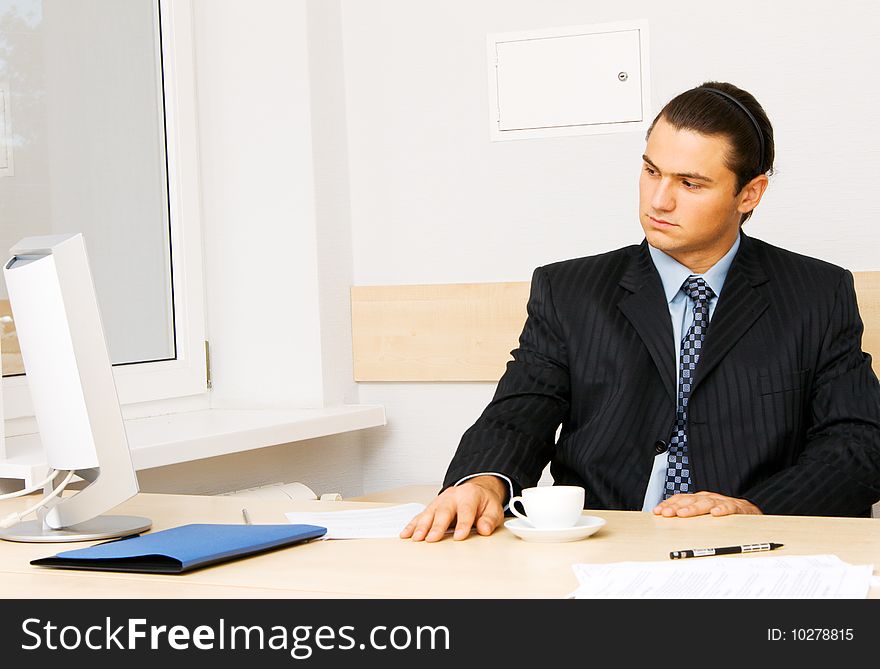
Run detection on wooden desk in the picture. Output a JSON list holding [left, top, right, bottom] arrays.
[[1, 491, 878, 598]]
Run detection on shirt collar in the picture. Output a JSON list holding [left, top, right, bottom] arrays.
[[648, 233, 741, 303]]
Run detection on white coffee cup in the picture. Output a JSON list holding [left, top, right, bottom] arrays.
[[508, 486, 585, 529]]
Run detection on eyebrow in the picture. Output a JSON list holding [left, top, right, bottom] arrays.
[[642, 155, 715, 183]]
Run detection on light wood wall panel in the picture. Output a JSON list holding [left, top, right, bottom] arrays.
[[854, 272, 880, 376], [351, 282, 529, 382], [353, 273, 880, 382], [0, 298, 23, 375]]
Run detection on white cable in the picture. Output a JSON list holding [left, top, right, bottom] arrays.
[[0, 470, 75, 529], [0, 469, 60, 501]]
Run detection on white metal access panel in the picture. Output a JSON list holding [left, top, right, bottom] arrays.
[[488, 21, 650, 141]]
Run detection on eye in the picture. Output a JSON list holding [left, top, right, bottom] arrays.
[[682, 180, 701, 190], [643, 166, 657, 176]]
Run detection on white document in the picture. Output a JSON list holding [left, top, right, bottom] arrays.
[[285, 503, 426, 539], [570, 555, 874, 599]]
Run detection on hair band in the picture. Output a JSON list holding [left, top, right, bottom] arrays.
[[702, 87, 766, 172]]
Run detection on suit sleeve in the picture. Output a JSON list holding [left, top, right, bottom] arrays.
[[743, 271, 880, 516], [441, 266, 571, 495]]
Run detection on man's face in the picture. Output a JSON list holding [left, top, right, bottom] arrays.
[[638, 117, 747, 269]]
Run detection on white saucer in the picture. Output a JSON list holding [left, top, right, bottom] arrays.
[[504, 516, 606, 543]]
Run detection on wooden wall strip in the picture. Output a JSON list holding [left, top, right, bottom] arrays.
[[0, 298, 23, 375], [351, 282, 530, 382], [353, 273, 880, 382], [3, 270, 877, 385], [854, 272, 880, 376]]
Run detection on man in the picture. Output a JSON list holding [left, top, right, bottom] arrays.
[[402, 81, 880, 542]]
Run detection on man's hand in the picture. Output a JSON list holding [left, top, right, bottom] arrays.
[[653, 491, 762, 517], [399, 476, 507, 542]]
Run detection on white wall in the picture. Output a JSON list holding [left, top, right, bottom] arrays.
[[136, 431, 363, 499], [339, 0, 880, 493], [145, 1, 880, 499], [194, 0, 326, 410], [139, 0, 364, 496], [306, 0, 359, 408]]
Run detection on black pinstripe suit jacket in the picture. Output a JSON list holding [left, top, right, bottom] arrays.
[[443, 233, 880, 517]]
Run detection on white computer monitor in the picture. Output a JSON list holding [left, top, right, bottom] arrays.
[[0, 233, 151, 542]]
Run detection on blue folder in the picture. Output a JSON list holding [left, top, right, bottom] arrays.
[[30, 523, 327, 574]]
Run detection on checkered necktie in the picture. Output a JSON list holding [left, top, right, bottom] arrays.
[[664, 275, 715, 499]]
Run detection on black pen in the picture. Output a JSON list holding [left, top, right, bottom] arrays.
[[670, 542, 783, 560]]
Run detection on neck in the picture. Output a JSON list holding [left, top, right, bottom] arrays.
[[667, 233, 739, 274], [668, 253, 721, 275]]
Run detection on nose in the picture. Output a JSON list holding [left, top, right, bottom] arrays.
[[651, 178, 675, 212]]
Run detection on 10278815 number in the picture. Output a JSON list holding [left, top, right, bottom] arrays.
[[793, 628, 853, 641], [768, 628, 854, 641]]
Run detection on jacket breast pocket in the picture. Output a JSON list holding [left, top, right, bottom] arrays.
[[759, 369, 810, 396]]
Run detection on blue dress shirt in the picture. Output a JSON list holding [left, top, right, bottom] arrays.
[[641, 234, 741, 509]]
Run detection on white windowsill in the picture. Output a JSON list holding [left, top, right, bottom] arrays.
[[0, 404, 386, 486]]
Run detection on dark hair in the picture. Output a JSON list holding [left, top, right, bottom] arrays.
[[647, 81, 774, 223]]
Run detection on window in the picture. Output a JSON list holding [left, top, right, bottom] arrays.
[[0, 0, 206, 421]]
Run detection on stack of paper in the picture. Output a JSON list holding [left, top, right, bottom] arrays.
[[570, 555, 874, 598], [285, 503, 426, 539]]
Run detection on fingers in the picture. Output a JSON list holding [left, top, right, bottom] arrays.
[[400, 504, 442, 540], [400, 501, 456, 542], [399, 518, 417, 539], [655, 492, 714, 517], [425, 505, 456, 542], [400, 481, 505, 542], [653, 492, 706, 517], [452, 499, 477, 541], [653, 494, 688, 516], [653, 491, 756, 517], [474, 501, 504, 536], [398, 509, 438, 541]]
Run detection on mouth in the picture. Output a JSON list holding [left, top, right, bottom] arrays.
[[647, 215, 676, 229]]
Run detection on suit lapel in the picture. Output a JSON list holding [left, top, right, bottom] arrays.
[[691, 233, 770, 394], [617, 242, 677, 403]]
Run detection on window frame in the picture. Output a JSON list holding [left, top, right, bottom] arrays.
[[1, 0, 207, 423]]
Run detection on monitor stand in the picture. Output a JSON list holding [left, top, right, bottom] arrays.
[[0, 515, 152, 543], [0, 516, 153, 543]]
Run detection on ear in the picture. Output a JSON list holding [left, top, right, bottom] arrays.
[[737, 174, 769, 214]]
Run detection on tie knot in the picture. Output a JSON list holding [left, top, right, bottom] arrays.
[[682, 275, 714, 303]]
